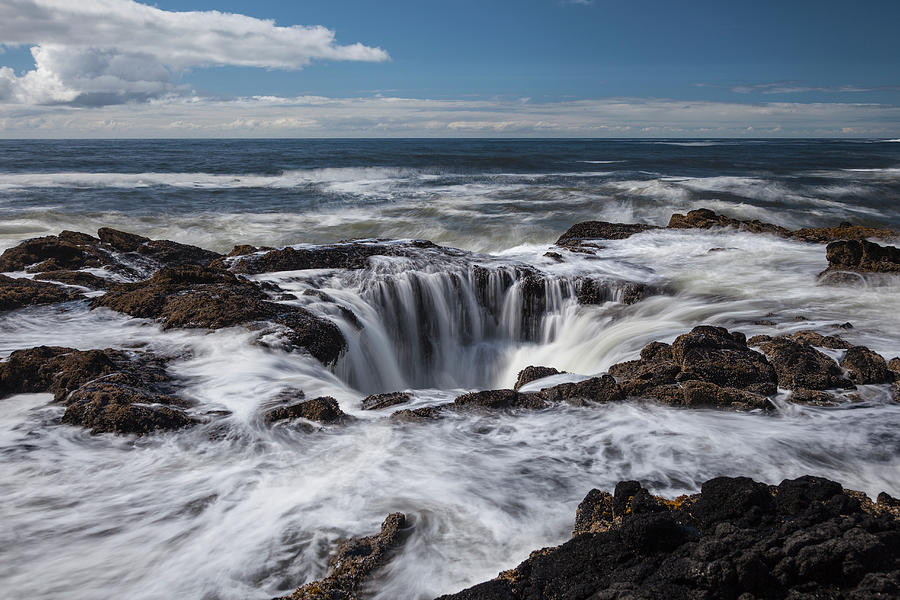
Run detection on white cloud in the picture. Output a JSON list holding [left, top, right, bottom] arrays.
[[1, 95, 897, 138], [0, 0, 389, 105]]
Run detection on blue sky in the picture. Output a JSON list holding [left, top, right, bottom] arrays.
[[0, 0, 898, 137]]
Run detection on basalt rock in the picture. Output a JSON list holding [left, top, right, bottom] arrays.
[[0, 228, 220, 279], [555, 221, 660, 247], [454, 389, 548, 411], [748, 330, 852, 350], [265, 396, 353, 425], [576, 278, 657, 306], [538, 375, 624, 406], [91, 265, 345, 364], [436, 475, 900, 600], [224, 240, 443, 274], [757, 338, 856, 391], [889, 358, 900, 378], [279, 513, 408, 600], [32, 270, 115, 289], [361, 392, 412, 411], [608, 326, 777, 409], [794, 222, 900, 244], [513, 366, 562, 391], [841, 346, 893, 384], [667, 208, 792, 236], [0, 274, 79, 311], [0, 346, 194, 435], [822, 239, 900, 275]]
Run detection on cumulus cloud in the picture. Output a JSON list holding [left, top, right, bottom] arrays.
[[0, 0, 389, 105]]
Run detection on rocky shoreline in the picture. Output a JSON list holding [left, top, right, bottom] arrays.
[[2, 209, 900, 596]]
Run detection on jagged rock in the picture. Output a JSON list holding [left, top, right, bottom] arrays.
[[794, 222, 900, 244], [841, 346, 893, 384], [224, 240, 441, 274], [749, 330, 851, 350], [888, 358, 900, 378], [390, 406, 445, 423], [91, 265, 345, 364], [576, 279, 657, 306], [0, 346, 194, 435], [454, 389, 548, 411], [823, 239, 900, 274], [436, 475, 900, 600], [791, 389, 842, 406], [279, 513, 408, 600], [0, 274, 79, 311], [538, 375, 624, 406], [32, 270, 114, 289], [265, 396, 353, 425], [757, 338, 856, 391], [361, 392, 411, 410], [0, 228, 220, 278], [643, 381, 770, 409], [555, 221, 659, 246], [513, 366, 562, 390], [667, 208, 791, 236]]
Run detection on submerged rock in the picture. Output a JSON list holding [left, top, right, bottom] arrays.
[[265, 396, 353, 425], [0, 346, 194, 435], [437, 475, 900, 600], [278, 513, 408, 600], [0, 274, 79, 311], [555, 221, 659, 246], [91, 265, 346, 364], [454, 389, 548, 411]]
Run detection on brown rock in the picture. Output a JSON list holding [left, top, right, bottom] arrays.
[[453, 389, 548, 411], [92, 265, 345, 364], [265, 396, 353, 425], [888, 357, 900, 378], [279, 513, 408, 600], [226, 240, 441, 274], [823, 239, 900, 274], [757, 338, 855, 391], [361, 392, 411, 410], [0, 232, 100, 273], [793, 223, 900, 244], [539, 375, 624, 405], [786, 330, 852, 349], [0, 274, 78, 311], [32, 270, 114, 289], [389, 406, 447, 423], [840, 346, 892, 384], [555, 221, 659, 247], [513, 366, 562, 390], [667, 208, 791, 236]]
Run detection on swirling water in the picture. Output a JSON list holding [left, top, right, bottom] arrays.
[[1, 139, 900, 599]]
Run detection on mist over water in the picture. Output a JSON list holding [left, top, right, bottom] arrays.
[[2, 139, 900, 599]]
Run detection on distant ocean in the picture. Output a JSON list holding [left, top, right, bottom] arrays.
[[1, 138, 899, 600]]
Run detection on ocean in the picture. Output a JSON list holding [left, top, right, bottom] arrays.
[[1, 138, 899, 599]]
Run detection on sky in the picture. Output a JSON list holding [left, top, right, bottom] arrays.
[[0, 0, 898, 138]]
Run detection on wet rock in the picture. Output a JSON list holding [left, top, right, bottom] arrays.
[[361, 392, 411, 410], [389, 406, 446, 423], [823, 239, 900, 274], [749, 329, 851, 350], [279, 513, 408, 600], [555, 221, 659, 246], [225, 240, 441, 274], [888, 357, 900, 378], [757, 338, 856, 391], [0, 228, 220, 278], [539, 375, 624, 406], [32, 270, 114, 289], [436, 475, 900, 600], [265, 396, 353, 425], [576, 278, 657, 306], [225, 244, 273, 257], [92, 265, 345, 364], [644, 381, 770, 410], [454, 389, 548, 411], [667, 208, 792, 236], [543, 251, 564, 262], [0, 346, 194, 435], [791, 389, 842, 406], [794, 222, 900, 244], [513, 366, 562, 390], [0, 274, 79, 311], [841, 346, 893, 384]]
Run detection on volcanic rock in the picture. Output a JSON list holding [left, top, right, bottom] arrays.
[[823, 239, 900, 275], [748, 329, 851, 350], [538, 375, 624, 406], [264, 396, 353, 425], [279, 513, 408, 600], [361, 392, 412, 411], [757, 338, 856, 391], [841, 346, 893, 384], [667, 208, 792, 236], [793, 222, 900, 244], [889, 357, 900, 378], [454, 389, 548, 411], [555, 221, 660, 246], [0, 346, 194, 435], [436, 475, 900, 600], [32, 270, 114, 289], [91, 265, 345, 364], [513, 366, 562, 390], [224, 240, 443, 274], [0, 274, 79, 311]]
